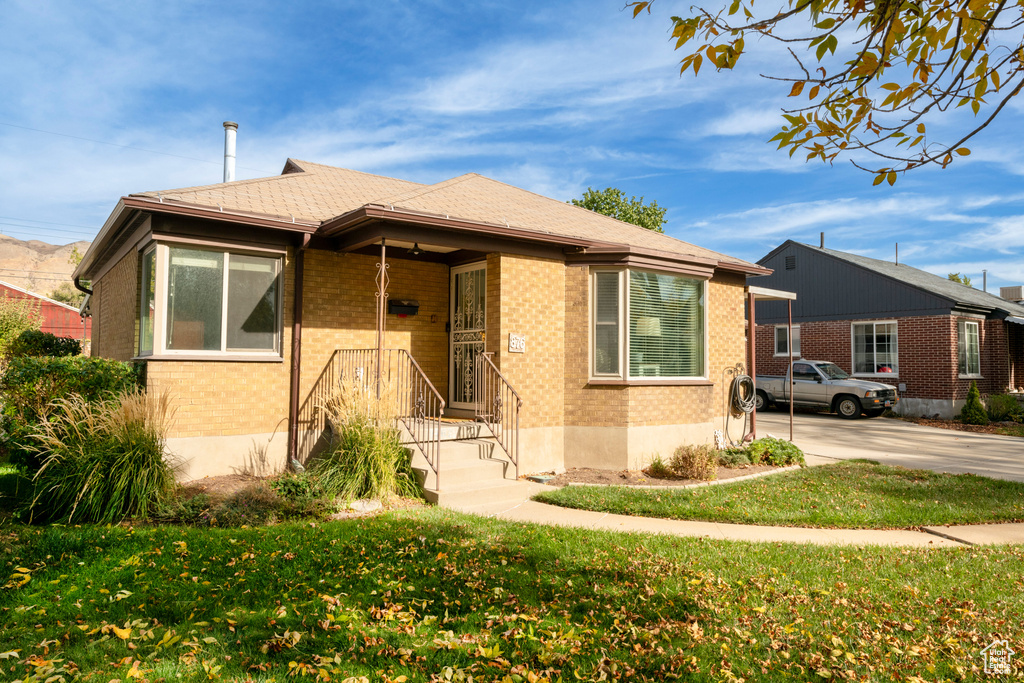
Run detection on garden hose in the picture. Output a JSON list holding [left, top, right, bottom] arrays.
[[723, 373, 756, 448]]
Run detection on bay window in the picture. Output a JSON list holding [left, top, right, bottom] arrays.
[[958, 320, 981, 376], [592, 268, 706, 380], [138, 243, 283, 358], [852, 321, 898, 375]]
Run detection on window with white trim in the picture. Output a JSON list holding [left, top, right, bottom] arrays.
[[774, 325, 800, 357], [852, 321, 898, 375], [958, 320, 981, 376], [138, 243, 283, 357], [591, 268, 706, 379]]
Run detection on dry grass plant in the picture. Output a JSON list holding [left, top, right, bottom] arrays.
[[30, 389, 177, 523], [669, 443, 719, 481], [314, 378, 418, 503]]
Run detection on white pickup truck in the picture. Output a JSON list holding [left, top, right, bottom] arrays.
[[755, 360, 898, 419]]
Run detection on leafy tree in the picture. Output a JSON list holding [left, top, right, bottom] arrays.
[[630, 0, 1024, 182], [948, 272, 973, 287], [570, 187, 667, 232], [0, 297, 42, 357], [49, 282, 85, 307]]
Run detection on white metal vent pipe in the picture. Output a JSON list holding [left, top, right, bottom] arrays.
[[223, 121, 238, 183]]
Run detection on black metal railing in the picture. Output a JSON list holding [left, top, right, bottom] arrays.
[[296, 348, 445, 490], [474, 352, 522, 480]]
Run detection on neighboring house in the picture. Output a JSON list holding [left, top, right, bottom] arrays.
[[749, 241, 1024, 418], [73, 159, 767, 482], [0, 281, 92, 340]]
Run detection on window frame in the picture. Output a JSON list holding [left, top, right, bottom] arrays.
[[850, 320, 899, 377], [957, 319, 982, 378], [137, 241, 285, 360], [773, 324, 801, 358], [589, 267, 708, 382]]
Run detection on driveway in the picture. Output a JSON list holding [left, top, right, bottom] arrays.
[[757, 411, 1024, 482]]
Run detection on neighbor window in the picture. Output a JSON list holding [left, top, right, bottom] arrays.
[[958, 320, 981, 376], [774, 325, 800, 357], [591, 268, 706, 379], [852, 321, 898, 375], [138, 243, 282, 357]]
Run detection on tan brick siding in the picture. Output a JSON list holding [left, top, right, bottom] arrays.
[[489, 254, 565, 430], [92, 249, 138, 361], [299, 250, 451, 406]]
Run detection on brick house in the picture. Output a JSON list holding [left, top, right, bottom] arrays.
[[73, 159, 766, 487], [0, 281, 91, 341], [750, 240, 1024, 418]]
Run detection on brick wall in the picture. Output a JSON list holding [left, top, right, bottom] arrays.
[[754, 314, 1012, 403], [488, 254, 566, 430], [1010, 324, 1024, 391], [299, 249, 451, 406], [92, 249, 138, 361]]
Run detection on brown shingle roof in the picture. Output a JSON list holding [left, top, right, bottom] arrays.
[[134, 159, 756, 268]]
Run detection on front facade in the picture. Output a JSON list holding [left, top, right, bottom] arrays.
[[750, 241, 1024, 418], [77, 160, 764, 481]]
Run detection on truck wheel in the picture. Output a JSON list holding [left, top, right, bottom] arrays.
[[755, 390, 771, 411], [836, 396, 862, 419]]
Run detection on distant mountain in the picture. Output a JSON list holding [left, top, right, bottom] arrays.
[[0, 235, 91, 299]]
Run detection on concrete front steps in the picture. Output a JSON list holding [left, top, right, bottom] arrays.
[[406, 421, 541, 511]]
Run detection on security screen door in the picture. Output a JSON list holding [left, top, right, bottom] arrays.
[[450, 263, 486, 409]]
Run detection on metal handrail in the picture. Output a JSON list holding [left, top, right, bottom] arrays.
[[474, 352, 522, 480], [323, 350, 444, 489]]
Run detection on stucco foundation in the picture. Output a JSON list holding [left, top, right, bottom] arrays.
[[168, 433, 289, 482], [564, 422, 718, 471], [895, 398, 965, 419], [517, 426, 565, 474]]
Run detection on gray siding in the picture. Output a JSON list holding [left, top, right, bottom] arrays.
[[750, 242, 955, 324]]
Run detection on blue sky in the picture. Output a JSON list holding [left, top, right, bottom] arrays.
[[2, 0, 1024, 291]]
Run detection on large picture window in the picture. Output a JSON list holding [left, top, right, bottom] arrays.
[[591, 268, 706, 380], [852, 321, 898, 375], [138, 243, 283, 357], [958, 320, 981, 376]]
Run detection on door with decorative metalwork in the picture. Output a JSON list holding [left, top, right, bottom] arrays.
[[450, 263, 486, 409]]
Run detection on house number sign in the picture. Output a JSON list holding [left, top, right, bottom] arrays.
[[508, 332, 526, 353]]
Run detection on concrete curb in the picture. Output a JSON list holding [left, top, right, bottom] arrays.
[[564, 464, 802, 490]]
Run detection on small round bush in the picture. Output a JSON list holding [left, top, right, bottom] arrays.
[[747, 437, 805, 466], [986, 393, 1023, 423], [959, 381, 989, 426]]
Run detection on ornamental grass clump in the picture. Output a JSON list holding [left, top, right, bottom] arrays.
[[29, 390, 176, 524], [669, 443, 718, 481], [313, 380, 419, 503], [958, 380, 989, 426]]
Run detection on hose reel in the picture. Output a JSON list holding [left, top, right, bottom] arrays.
[[721, 363, 755, 448]]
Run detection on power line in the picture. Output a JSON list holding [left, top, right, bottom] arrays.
[[0, 221, 95, 237], [0, 121, 273, 173], [0, 215, 98, 229]]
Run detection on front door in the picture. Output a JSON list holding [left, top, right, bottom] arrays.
[[450, 262, 486, 409]]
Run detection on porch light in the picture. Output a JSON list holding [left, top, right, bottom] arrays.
[[408, 243, 424, 256]]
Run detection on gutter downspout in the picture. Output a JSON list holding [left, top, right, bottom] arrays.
[[287, 234, 312, 467], [74, 276, 92, 297]]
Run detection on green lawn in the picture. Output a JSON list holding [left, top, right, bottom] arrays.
[[1, 509, 1022, 681], [534, 461, 1024, 529]]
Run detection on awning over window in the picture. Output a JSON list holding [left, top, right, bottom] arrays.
[[1007, 316, 1024, 325]]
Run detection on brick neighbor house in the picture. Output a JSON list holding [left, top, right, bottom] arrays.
[[749, 240, 1024, 418], [0, 281, 91, 341], [73, 159, 767, 491]]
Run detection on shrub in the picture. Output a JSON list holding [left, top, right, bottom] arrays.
[[28, 391, 176, 524], [9, 330, 81, 358], [644, 454, 675, 479], [0, 296, 42, 356], [0, 356, 141, 469], [270, 471, 324, 503], [747, 437, 805, 466], [152, 493, 213, 526], [718, 448, 752, 468], [959, 380, 989, 425], [312, 381, 419, 502], [209, 483, 329, 527], [669, 444, 718, 481], [986, 393, 1024, 423]]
